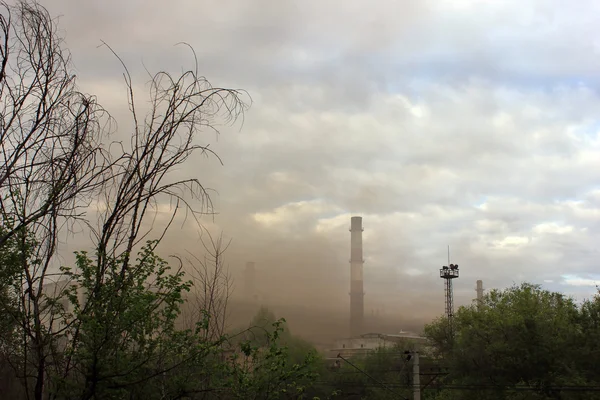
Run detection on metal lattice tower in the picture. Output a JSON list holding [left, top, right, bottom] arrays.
[[440, 263, 459, 321]]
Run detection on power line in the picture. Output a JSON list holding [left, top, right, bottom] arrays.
[[336, 354, 410, 400], [315, 380, 600, 392]]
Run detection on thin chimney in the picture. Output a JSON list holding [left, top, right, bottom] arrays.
[[476, 280, 484, 307], [350, 216, 364, 337]]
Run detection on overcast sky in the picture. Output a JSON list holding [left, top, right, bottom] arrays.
[[43, 0, 600, 318]]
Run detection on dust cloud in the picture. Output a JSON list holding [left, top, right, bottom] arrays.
[[157, 208, 447, 347]]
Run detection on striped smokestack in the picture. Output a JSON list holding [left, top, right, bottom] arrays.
[[350, 216, 364, 337]]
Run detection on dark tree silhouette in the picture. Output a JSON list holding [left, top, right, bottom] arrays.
[[0, 1, 249, 399]]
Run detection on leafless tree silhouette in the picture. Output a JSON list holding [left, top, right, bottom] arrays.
[[0, 1, 113, 248], [90, 39, 247, 279], [183, 228, 233, 341], [62, 47, 248, 396], [0, 1, 249, 399], [0, 1, 115, 399]]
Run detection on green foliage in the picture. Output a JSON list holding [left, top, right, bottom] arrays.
[[0, 223, 39, 336], [0, 230, 326, 399], [577, 293, 600, 382], [242, 306, 322, 367], [227, 307, 324, 399], [32, 245, 325, 399], [0, 227, 22, 346], [424, 283, 600, 400], [320, 345, 416, 400], [0, 224, 31, 398], [53, 241, 199, 398], [422, 316, 453, 359]]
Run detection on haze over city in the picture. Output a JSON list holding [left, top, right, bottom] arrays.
[[45, 0, 600, 322], [6, 0, 600, 398]]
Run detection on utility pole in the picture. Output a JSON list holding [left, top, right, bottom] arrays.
[[412, 351, 420, 400], [404, 350, 421, 400]]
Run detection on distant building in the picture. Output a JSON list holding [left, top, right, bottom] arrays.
[[327, 331, 428, 359]]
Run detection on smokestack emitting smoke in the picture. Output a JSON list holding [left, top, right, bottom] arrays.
[[350, 216, 364, 337], [244, 262, 256, 302], [476, 280, 484, 305]]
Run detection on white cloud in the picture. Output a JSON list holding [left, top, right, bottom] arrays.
[[315, 214, 351, 235], [563, 276, 600, 287], [252, 199, 341, 230], [490, 236, 530, 250], [37, 0, 600, 314], [533, 223, 574, 235]]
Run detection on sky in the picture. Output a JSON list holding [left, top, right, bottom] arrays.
[[41, 0, 600, 321]]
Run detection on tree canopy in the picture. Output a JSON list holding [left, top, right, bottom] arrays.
[[424, 283, 600, 400]]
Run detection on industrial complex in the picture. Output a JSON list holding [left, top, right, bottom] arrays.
[[236, 215, 487, 358], [43, 214, 486, 359], [334, 215, 484, 357]]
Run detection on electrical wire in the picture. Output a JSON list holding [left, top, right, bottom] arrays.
[[324, 358, 600, 393], [327, 352, 600, 393], [315, 380, 600, 392], [336, 354, 410, 400]]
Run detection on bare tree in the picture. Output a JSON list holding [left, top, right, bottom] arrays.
[[0, 1, 249, 399], [0, 0, 113, 248], [183, 228, 233, 341], [55, 53, 248, 395], [88, 40, 247, 277], [52, 23, 247, 400], [0, 1, 115, 399]]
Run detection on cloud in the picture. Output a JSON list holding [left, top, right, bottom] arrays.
[[40, 0, 600, 333], [562, 275, 600, 288]]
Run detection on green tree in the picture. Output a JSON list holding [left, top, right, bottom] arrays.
[[424, 283, 588, 400], [51, 241, 200, 399], [227, 307, 325, 399], [37, 248, 324, 400], [0, 224, 35, 399], [0, 2, 325, 399], [575, 289, 600, 387], [323, 341, 425, 400], [0, 225, 22, 345]]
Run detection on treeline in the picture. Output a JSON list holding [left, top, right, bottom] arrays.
[[421, 283, 600, 400], [308, 284, 600, 400], [0, 240, 324, 399]]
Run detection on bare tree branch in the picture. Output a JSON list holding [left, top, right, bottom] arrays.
[[0, 1, 117, 398], [183, 228, 233, 341], [0, 2, 250, 398]]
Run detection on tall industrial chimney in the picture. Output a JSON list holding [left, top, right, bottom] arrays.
[[350, 216, 364, 337], [244, 262, 256, 302], [476, 280, 484, 306]]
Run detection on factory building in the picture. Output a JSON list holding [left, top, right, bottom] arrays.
[[328, 331, 428, 359]]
